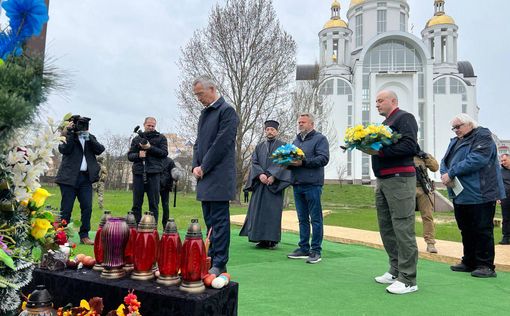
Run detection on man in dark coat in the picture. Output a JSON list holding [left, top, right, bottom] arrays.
[[160, 156, 176, 228], [240, 120, 291, 249], [56, 117, 105, 245], [192, 76, 239, 276], [128, 117, 168, 225]]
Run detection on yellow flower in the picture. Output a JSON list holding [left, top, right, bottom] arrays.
[[30, 188, 51, 208], [116, 304, 126, 316], [31, 218, 52, 239], [80, 299, 90, 310]]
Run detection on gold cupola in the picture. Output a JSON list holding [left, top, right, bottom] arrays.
[[427, 0, 455, 27], [324, 0, 348, 29], [349, 0, 365, 8]]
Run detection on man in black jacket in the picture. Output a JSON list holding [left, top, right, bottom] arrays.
[[56, 117, 105, 245], [366, 90, 419, 295], [192, 76, 239, 276], [160, 156, 176, 228], [128, 117, 168, 225]]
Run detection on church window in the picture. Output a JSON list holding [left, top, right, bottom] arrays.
[[355, 15, 363, 47], [377, 10, 387, 34], [434, 78, 446, 94], [418, 102, 425, 149], [400, 12, 406, 32], [319, 79, 334, 95], [418, 73, 425, 99]]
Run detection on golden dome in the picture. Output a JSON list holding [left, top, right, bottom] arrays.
[[324, 18, 348, 29], [332, 0, 341, 9], [350, 0, 365, 8], [427, 14, 455, 27]]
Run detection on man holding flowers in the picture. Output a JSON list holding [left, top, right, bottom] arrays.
[[286, 113, 329, 264], [363, 90, 419, 294]]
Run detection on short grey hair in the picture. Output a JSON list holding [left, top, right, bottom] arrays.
[[451, 113, 478, 128], [144, 117, 157, 124], [299, 113, 315, 123], [192, 76, 217, 89]]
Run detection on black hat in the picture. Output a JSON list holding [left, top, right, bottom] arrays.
[[264, 120, 279, 130]]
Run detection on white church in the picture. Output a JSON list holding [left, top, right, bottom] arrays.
[[296, 0, 478, 183]]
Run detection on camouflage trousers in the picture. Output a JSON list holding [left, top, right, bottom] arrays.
[[92, 182, 105, 210]]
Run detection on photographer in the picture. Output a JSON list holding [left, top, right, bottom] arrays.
[[56, 115, 105, 245], [128, 117, 168, 225]]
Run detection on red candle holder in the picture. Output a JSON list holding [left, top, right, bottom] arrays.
[[101, 217, 130, 279], [157, 218, 182, 286], [131, 212, 157, 281], [180, 218, 207, 293], [93, 210, 111, 271], [124, 211, 137, 272]]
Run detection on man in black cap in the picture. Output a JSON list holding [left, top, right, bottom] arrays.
[[240, 120, 291, 249]]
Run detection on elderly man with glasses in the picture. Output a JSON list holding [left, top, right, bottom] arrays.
[[440, 113, 505, 278]]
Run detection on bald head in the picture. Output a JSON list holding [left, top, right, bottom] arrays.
[[376, 90, 399, 118]]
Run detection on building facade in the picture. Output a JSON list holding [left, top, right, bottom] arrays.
[[296, 0, 478, 182]]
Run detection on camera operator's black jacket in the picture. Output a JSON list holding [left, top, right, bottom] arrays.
[[56, 133, 105, 186], [160, 157, 176, 191], [128, 131, 168, 174]]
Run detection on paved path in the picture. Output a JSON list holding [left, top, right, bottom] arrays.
[[231, 210, 510, 272]]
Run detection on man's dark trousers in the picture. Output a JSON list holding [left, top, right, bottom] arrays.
[[454, 201, 496, 269], [201, 201, 230, 269], [160, 189, 171, 228], [132, 173, 160, 224], [59, 172, 93, 239], [293, 184, 324, 255]]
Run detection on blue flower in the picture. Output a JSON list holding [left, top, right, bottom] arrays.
[[0, 31, 23, 59], [2, 0, 49, 39]]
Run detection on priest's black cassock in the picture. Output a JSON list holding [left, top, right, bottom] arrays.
[[240, 139, 291, 243]]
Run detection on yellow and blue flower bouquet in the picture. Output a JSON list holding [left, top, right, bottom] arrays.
[[342, 124, 401, 152], [271, 144, 305, 166]]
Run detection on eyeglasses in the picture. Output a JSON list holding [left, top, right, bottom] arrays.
[[451, 123, 464, 131]]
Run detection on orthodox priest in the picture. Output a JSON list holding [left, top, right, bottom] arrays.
[[240, 120, 291, 249]]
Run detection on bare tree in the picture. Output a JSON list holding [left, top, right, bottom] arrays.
[[177, 0, 297, 202], [336, 163, 348, 187], [285, 64, 337, 145], [98, 131, 131, 190]]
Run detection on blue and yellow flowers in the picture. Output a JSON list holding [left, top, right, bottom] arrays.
[[343, 124, 401, 152], [271, 144, 305, 166]]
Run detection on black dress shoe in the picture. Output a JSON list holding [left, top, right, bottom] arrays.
[[471, 266, 497, 278], [450, 262, 475, 272]]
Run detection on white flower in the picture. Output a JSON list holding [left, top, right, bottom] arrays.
[[6, 151, 25, 165]]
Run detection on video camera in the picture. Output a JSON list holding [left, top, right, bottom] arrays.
[[133, 126, 149, 147], [68, 115, 91, 133]]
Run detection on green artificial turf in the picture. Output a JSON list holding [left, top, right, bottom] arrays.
[[71, 229, 510, 315], [230, 230, 510, 316]]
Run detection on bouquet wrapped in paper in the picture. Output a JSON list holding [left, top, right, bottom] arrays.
[[342, 124, 401, 152], [271, 144, 305, 166]]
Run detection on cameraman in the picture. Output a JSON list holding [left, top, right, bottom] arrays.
[[128, 117, 168, 224], [56, 116, 105, 245]]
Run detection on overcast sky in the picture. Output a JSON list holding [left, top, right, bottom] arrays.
[[25, 0, 510, 139]]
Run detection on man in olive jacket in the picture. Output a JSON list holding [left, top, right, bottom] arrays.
[[56, 119, 105, 245], [192, 76, 239, 276]]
